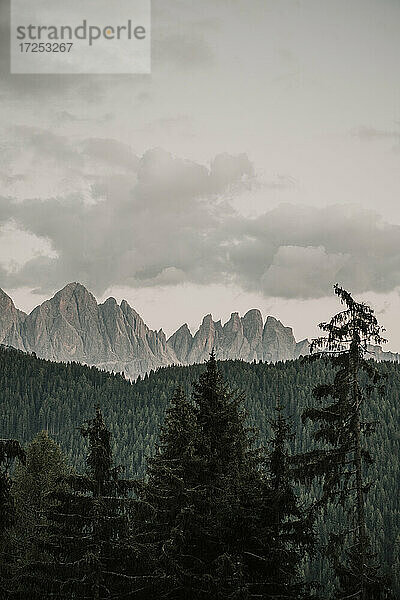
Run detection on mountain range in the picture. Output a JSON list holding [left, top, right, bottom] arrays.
[[0, 282, 398, 379]]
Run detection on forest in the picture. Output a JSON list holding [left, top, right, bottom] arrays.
[[0, 287, 399, 599]]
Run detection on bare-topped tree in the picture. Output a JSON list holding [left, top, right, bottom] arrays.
[[303, 284, 392, 600]]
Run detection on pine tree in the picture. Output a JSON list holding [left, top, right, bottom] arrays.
[[139, 387, 200, 599], [239, 395, 317, 600], [8, 432, 70, 597], [261, 401, 315, 599], [302, 285, 392, 599], [143, 387, 198, 517], [12, 431, 70, 540], [141, 354, 261, 599], [25, 408, 138, 599], [191, 351, 259, 599]]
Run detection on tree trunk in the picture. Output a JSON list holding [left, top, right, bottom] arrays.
[[350, 337, 367, 600]]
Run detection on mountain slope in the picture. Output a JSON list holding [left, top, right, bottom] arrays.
[[0, 283, 308, 377], [0, 345, 398, 584], [0, 283, 178, 379]]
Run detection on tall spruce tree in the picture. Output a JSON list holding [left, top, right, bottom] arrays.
[[141, 353, 263, 599], [24, 408, 138, 599], [139, 387, 200, 599], [302, 284, 392, 599], [191, 351, 261, 599]]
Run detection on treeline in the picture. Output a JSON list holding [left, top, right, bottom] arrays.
[[1, 355, 312, 599], [0, 352, 394, 599], [0, 288, 399, 598], [0, 348, 398, 576]]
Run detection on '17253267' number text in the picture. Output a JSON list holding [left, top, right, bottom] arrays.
[[19, 43, 73, 53]]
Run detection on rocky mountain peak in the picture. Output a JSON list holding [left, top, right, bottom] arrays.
[[240, 309, 263, 360], [0, 288, 27, 350], [102, 296, 118, 307], [120, 299, 130, 311], [169, 323, 190, 338], [0, 288, 26, 319], [265, 315, 283, 327], [225, 312, 241, 327], [201, 314, 213, 327], [64, 282, 87, 291], [188, 314, 222, 363], [0, 287, 14, 307], [53, 282, 97, 306], [6, 282, 397, 380], [295, 338, 310, 359], [242, 309, 263, 336], [243, 308, 263, 321], [262, 316, 296, 362], [119, 299, 148, 338]]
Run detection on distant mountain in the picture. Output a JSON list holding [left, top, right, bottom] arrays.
[[0, 283, 176, 379], [0, 283, 398, 379]]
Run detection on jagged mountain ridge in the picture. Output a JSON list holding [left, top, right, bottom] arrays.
[[0, 283, 397, 379], [0, 284, 176, 378]]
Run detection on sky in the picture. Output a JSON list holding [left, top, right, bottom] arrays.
[[1, 0, 400, 348]]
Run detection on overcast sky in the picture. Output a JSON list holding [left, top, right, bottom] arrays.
[[1, 0, 400, 348]]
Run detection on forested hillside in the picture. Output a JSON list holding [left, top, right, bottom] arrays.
[[0, 343, 399, 591]]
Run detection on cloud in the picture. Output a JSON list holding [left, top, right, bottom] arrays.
[[209, 153, 254, 192], [230, 204, 400, 298], [0, 143, 253, 294], [0, 222, 57, 274], [261, 246, 348, 298], [0, 128, 140, 200], [1, 138, 400, 301]]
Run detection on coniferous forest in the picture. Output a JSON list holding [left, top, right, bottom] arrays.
[[0, 287, 399, 599]]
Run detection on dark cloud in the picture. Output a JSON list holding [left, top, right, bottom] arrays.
[[0, 146, 252, 293], [231, 204, 400, 298], [260, 246, 347, 298], [1, 142, 400, 300]]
